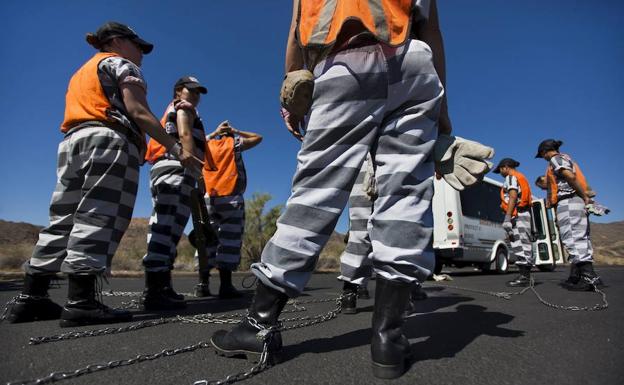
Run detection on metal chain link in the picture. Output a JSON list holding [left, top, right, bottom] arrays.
[[7, 341, 211, 385], [427, 278, 608, 311], [11, 294, 345, 385]]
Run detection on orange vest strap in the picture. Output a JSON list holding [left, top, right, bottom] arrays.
[[61, 52, 118, 132], [298, 0, 413, 48]]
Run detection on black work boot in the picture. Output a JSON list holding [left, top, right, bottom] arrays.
[[403, 283, 428, 318], [371, 277, 412, 379], [4, 274, 62, 323], [194, 270, 212, 297], [565, 262, 603, 291], [218, 268, 243, 299], [141, 271, 186, 311], [211, 281, 289, 363], [60, 274, 132, 328], [357, 285, 371, 299], [163, 270, 184, 300], [506, 265, 532, 287], [561, 263, 581, 287], [341, 281, 358, 314]]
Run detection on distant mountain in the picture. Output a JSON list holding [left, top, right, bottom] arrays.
[[590, 221, 624, 265], [1, 219, 621, 271]]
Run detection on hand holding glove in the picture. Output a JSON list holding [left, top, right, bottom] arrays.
[[434, 134, 495, 191]]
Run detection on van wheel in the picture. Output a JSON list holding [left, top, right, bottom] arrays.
[[495, 249, 508, 274]]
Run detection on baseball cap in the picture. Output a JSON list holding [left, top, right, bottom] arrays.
[[174, 76, 208, 94], [86, 21, 153, 54], [492, 158, 520, 174], [535, 139, 562, 158]]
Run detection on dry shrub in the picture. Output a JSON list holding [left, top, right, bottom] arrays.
[[0, 244, 33, 271]]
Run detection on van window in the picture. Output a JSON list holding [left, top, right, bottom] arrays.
[[531, 202, 547, 240], [459, 181, 505, 222]]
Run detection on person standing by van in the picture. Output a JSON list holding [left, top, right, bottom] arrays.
[[536, 139, 602, 291], [493, 158, 534, 287], [210, 0, 492, 379]]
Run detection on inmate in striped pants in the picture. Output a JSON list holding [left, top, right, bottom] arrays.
[[251, 39, 443, 297], [26, 126, 140, 275], [195, 194, 245, 272], [338, 159, 374, 285], [143, 159, 195, 272], [509, 211, 534, 266], [556, 196, 593, 264]]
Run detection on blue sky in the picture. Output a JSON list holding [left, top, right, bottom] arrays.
[[1, 0, 622, 234]]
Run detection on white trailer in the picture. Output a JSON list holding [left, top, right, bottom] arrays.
[[432, 177, 564, 274]]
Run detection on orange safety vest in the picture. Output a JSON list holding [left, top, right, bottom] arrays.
[[546, 157, 589, 205], [202, 136, 239, 197], [297, 0, 413, 48], [144, 107, 173, 164], [61, 52, 119, 132], [500, 170, 532, 217]]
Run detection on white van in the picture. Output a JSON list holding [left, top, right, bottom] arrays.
[[432, 177, 564, 274]]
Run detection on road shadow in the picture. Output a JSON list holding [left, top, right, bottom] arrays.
[[281, 302, 524, 364], [131, 292, 256, 321], [357, 292, 474, 314]]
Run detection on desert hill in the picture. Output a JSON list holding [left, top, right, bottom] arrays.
[[1, 219, 622, 271]]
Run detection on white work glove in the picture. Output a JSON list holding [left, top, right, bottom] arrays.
[[502, 214, 513, 233], [434, 134, 495, 191]]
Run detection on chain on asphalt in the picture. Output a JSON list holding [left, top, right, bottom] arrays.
[[3, 277, 608, 384], [7, 295, 343, 385]]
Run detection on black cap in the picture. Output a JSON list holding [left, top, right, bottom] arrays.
[[86, 21, 153, 54], [535, 139, 562, 158], [174, 76, 208, 94], [492, 158, 520, 174]]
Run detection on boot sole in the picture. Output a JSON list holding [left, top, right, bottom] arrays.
[[210, 338, 281, 364], [372, 361, 406, 379]]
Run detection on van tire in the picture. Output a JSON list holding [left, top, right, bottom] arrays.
[[495, 248, 508, 274]]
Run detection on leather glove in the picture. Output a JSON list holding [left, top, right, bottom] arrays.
[[434, 134, 495, 191], [280, 70, 314, 117], [502, 214, 513, 233]]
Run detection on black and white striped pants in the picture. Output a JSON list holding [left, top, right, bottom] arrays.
[[509, 211, 534, 266], [252, 39, 443, 296], [26, 126, 140, 275], [195, 194, 245, 272], [143, 159, 195, 272], [338, 163, 374, 285], [557, 196, 593, 264]]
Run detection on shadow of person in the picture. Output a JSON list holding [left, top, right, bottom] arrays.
[[358, 293, 473, 314], [281, 294, 481, 363], [405, 304, 524, 363]]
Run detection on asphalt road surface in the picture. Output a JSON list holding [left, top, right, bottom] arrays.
[[1, 266, 622, 385]]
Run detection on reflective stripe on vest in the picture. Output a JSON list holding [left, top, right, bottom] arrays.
[[546, 156, 588, 205], [500, 170, 532, 217], [297, 0, 413, 48], [61, 52, 118, 132], [203, 136, 238, 197]]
